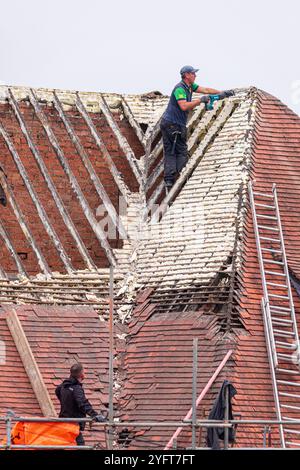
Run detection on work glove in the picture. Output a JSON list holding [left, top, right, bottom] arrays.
[[93, 413, 107, 423], [223, 89, 235, 98], [199, 95, 210, 104]]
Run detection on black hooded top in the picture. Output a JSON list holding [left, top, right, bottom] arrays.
[[55, 377, 98, 430]]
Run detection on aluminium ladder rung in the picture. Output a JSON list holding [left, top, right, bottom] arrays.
[[271, 310, 290, 316], [269, 293, 289, 299], [267, 281, 287, 288], [277, 369, 299, 375], [278, 381, 300, 387], [272, 326, 294, 337], [257, 225, 279, 231], [281, 404, 300, 411], [285, 429, 300, 434], [272, 318, 293, 324], [265, 271, 286, 276], [274, 329, 295, 337], [279, 392, 300, 399], [263, 258, 284, 266], [262, 259, 284, 266], [260, 236, 281, 243], [275, 340, 297, 354], [285, 441, 300, 447], [255, 203, 275, 209], [270, 309, 289, 320], [275, 341, 297, 350], [253, 191, 274, 198], [277, 353, 299, 360], [269, 305, 290, 311], [270, 312, 290, 323], [262, 248, 283, 254], [282, 416, 300, 421], [278, 353, 296, 361], [278, 350, 295, 356], [272, 318, 293, 325], [257, 214, 277, 220]]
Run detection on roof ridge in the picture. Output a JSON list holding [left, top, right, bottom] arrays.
[[0, 84, 168, 101]]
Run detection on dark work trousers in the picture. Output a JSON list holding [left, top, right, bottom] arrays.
[[160, 119, 188, 188], [76, 431, 85, 446]]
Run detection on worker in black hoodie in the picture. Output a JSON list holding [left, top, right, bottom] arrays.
[[55, 363, 106, 446]]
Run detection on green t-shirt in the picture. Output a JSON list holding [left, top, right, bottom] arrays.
[[173, 83, 199, 101]]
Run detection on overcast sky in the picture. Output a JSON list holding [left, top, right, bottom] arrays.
[[1, 0, 299, 115]]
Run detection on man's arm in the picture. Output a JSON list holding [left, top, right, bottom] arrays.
[[196, 86, 221, 94], [73, 385, 97, 417], [177, 100, 201, 112], [55, 384, 61, 400]]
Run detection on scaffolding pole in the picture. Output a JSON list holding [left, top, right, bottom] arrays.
[[108, 265, 114, 450], [191, 338, 198, 449], [224, 386, 229, 450]]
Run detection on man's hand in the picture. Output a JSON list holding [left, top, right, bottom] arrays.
[[199, 95, 210, 104], [223, 89, 235, 97], [93, 414, 107, 423]]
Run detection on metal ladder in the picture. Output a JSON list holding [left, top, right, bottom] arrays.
[[249, 181, 300, 448]]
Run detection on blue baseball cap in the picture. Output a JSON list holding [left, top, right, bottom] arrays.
[[180, 65, 199, 75]]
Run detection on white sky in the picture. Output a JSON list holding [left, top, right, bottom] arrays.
[[1, 0, 300, 115]]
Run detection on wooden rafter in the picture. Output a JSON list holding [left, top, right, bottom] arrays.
[[6, 308, 57, 417]]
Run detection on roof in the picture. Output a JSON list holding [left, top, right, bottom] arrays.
[[0, 84, 300, 448], [0, 85, 168, 313], [117, 88, 300, 448], [232, 90, 300, 447], [117, 289, 235, 449]]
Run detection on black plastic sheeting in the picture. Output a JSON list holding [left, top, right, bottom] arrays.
[[288, 267, 300, 298], [0, 183, 6, 207]]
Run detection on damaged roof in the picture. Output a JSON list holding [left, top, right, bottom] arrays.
[[0, 84, 300, 448], [0, 85, 249, 318], [117, 89, 300, 449], [0, 85, 168, 312]]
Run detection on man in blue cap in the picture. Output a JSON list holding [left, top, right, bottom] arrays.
[[161, 66, 234, 192]]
